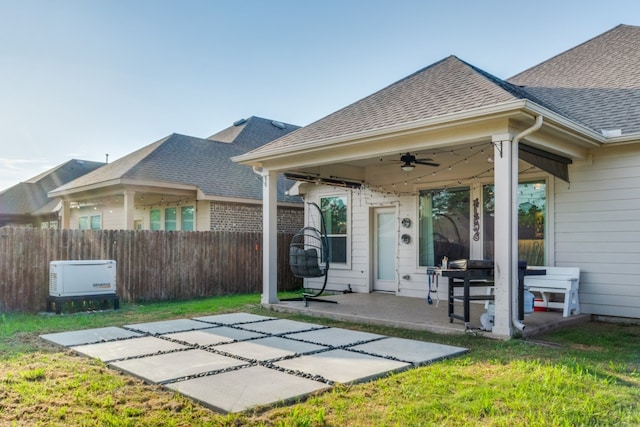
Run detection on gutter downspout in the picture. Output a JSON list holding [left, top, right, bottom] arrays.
[[510, 115, 543, 331]]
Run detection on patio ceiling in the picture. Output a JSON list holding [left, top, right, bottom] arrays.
[[240, 103, 607, 195]]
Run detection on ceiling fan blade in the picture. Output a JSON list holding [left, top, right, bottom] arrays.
[[414, 159, 440, 167]]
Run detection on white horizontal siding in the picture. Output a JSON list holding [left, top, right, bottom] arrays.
[[301, 188, 370, 293], [69, 205, 123, 230], [554, 145, 640, 318], [301, 185, 435, 298], [557, 241, 640, 254], [101, 206, 125, 230]]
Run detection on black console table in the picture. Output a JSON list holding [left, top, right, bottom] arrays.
[[443, 266, 494, 328], [443, 260, 546, 328]]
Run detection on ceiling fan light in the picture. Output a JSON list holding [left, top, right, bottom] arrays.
[[401, 163, 415, 172]]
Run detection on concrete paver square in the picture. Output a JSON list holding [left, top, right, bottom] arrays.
[[216, 336, 327, 361], [274, 349, 409, 384], [166, 365, 329, 413], [163, 328, 234, 346], [350, 337, 468, 365], [285, 327, 384, 347], [72, 336, 188, 362], [41, 326, 141, 347], [198, 326, 266, 342], [194, 313, 275, 325], [235, 318, 325, 335], [124, 319, 212, 335], [111, 349, 248, 383]]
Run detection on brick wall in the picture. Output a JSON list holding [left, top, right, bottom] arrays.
[[209, 201, 303, 233]]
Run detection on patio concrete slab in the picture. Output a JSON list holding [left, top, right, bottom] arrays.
[[124, 319, 212, 335], [110, 349, 248, 383], [41, 326, 141, 347], [349, 337, 468, 365], [235, 318, 326, 335], [274, 349, 410, 384], [284, 327, 384, 347], [45, 312, 468, 414], [166, 365, 329, 414], [72, 336, 188, 362], [215, 336, 327, 362], [194, 313, 275, 325]]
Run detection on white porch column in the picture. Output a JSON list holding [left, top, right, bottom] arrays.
[[491, 133, 517, 338], [123, 191, 135, 230], [261, 169, 279, 304], [60, 200, 71, 229]]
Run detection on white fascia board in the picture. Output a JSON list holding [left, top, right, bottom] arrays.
[[118, 179, 199, 192], [600, 132, 640, 146], [235, 100, 604, 168]]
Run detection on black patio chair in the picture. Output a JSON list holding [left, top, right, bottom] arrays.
[[283, 202, 337, 306]]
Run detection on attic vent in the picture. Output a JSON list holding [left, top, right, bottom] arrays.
[[233, 118, 247, 126], [601, 129, 622, 137], [271, 120, 286, 129]]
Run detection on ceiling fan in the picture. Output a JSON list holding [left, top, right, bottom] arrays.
[[399, 153, 439, 171]]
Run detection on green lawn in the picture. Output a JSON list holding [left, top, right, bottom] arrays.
[[1, 294, 639, 426]]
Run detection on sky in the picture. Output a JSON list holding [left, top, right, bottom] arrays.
[[1, 0, 638, 191]]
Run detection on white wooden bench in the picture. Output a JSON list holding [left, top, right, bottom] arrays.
[[524, 266, 580, 317]]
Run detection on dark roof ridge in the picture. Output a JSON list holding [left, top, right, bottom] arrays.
[[454, 56, 569, 114], [50, 134, 172, 193], [207, 116, 300, 144], [24, 158, 105, 184], [453, 56, 529, 98]]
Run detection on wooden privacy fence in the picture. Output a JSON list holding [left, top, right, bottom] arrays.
[[0, 228, 301, 312]]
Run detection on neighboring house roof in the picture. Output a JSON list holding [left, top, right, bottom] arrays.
[[240, 24, 638, 159], [50, 116, 301, 203], [509, 24, 640, 135], [0, 159, 105, 219]]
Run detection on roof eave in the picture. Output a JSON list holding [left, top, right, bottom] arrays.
[[522, 101, 605, 146], [48, 178, 125, 198], [48, 178, 200, 199], [234, 99, 605, 167], [598, 132, 640, 146]]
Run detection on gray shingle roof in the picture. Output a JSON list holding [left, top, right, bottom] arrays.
[[244, 25, 639, 157], [52, 117, 301, 203], [253, 56, 526, 153], [509, 24, 640, 134], [0, 159, 104, 216]]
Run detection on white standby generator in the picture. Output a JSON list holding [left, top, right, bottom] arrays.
[[49, 260, 117, 297]]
